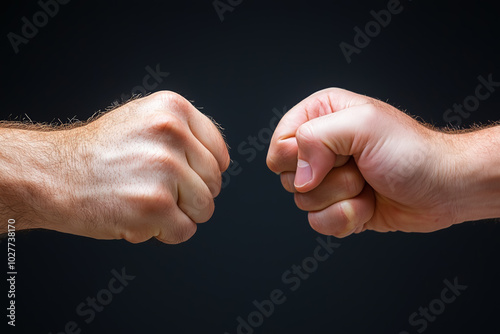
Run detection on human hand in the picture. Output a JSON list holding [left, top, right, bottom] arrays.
[[267, 88, 462, 237], [46, 91, 229, 244]]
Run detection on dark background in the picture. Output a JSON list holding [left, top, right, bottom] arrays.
[[2, 0, 500, 333]]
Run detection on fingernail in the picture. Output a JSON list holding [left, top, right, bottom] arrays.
[[295, 159, 312, 188], [340, 202, 356, 237]]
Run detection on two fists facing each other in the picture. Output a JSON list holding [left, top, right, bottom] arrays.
[[42, 89, 469, 243]]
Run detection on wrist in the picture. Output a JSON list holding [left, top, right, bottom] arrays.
[[0, 128, 54, 230], [441, 127, 500, 223], [0, 127, 86, 232], [41, 127, 93, 234]]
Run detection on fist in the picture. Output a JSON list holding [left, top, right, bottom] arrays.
[[267, 88, 459, 238], [53, 91, 230, 244]]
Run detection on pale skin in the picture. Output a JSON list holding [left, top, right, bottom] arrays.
[[267, 88, 500, 238], [1, 89, 500, 243], [0, 91, 230, 244]]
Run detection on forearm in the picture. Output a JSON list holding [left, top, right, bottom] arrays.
[[446, 125, 500, 223], [0, 127, 65, 233]]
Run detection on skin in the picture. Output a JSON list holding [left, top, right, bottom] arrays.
[[0, 91, 230, 244], [267, 88, 500, 238], [1, 88, 499, 243]]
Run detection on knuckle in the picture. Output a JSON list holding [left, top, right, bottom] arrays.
[[296, 123, 316, 145], [193, 195, 215, 223], [280, 172, 296, 193], [266, 154, 281, 173], [179, 189, 215, 224], [294, 193, 311, 211], [154, 91, 193, 117], [359, 103, 381, 125], [153, 90, 186, 107], [130, 187, 175, 216], [308, 210, 350, 238], [206, 156, 223, 192], [146, 151, 185, 177], [219, 142, 231, 171], [266, 138, 299, 173], [150, 151, 176, 168], [341, 169, 364, 198], [207, 175, 222, 198], [150, 113, 187, 137], [308, 212, 329, 235], [122, 228, 152, 244], [326, 87, 343, 94]]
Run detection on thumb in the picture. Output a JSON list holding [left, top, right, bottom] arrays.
[[294, 105, 375, 192]]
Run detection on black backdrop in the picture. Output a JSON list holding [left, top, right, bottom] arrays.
[[2, 0, 500, 333]]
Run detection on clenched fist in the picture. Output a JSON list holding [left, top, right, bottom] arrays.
[[267, 88, 500, 237], [0, 91, 229, 244]]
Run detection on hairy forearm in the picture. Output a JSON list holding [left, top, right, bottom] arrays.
[[0, 126, 67, 233], [445, 125, 500, 223]]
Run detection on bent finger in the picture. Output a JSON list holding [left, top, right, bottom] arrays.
[[294, 159, 365, 211], [308, 184, 375, 238], [267, 88, 371, 174], [155, 207, 198, 244]]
